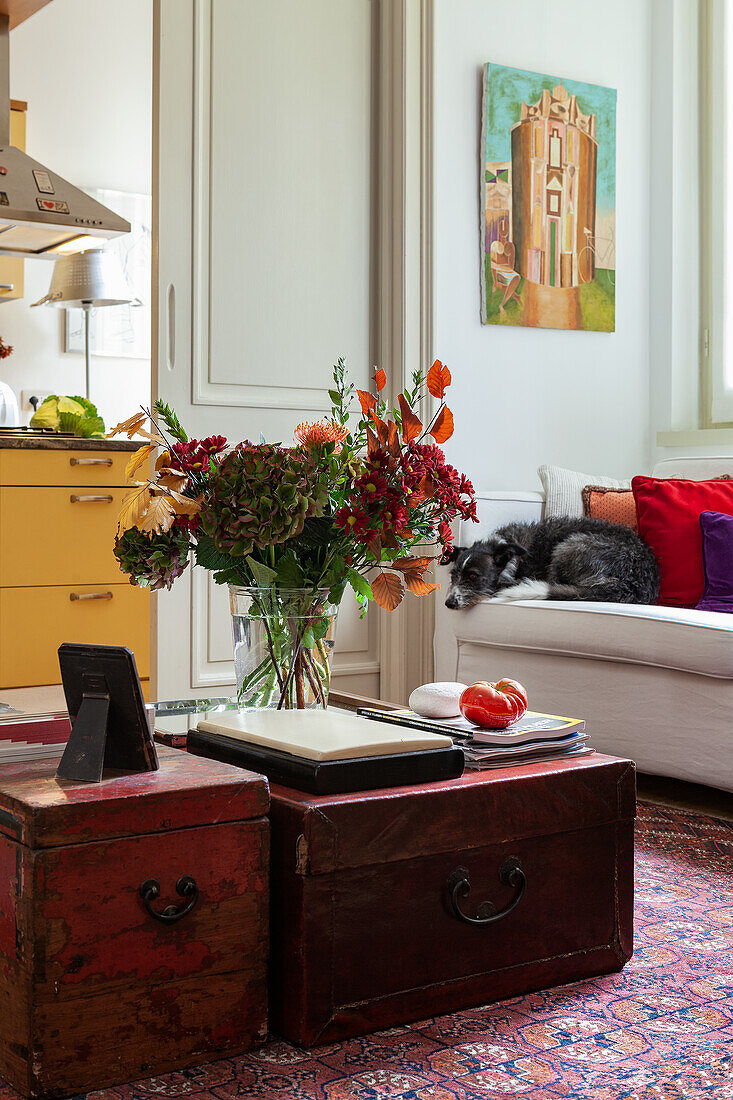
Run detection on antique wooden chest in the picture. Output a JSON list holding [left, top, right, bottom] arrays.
[[269, 753, 635, 1046], [0, 746, 269, 1098]]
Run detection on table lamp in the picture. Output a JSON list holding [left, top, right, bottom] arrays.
[[31, 249, 136, 400]]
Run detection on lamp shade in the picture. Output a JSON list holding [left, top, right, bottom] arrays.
[[31, 249, 133, 308]]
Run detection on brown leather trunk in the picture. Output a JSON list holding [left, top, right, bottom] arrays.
[[269, 753, 635, 1046]]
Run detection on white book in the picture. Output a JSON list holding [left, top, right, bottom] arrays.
[[197, 709, 453, 762]]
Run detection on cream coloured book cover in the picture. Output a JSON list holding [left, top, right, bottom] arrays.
[[196, 709, 453, 762]]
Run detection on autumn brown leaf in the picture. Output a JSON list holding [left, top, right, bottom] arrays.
[[365, 424, 381, 455], [429, 405, 454, 444], [375, 367, 387, 392], [398, 394, 423, 443], [411, 474, 436, 504], [404, 574, 439, 597], [139, 493, 177, 534], [357, 389, 377, 418], [373, 415, 389, 444], [365, 531, 383, 561], [107, 411, 147, 439], [136, 425, 169, 449], [117, 483, 151, 534], [156, 470, 188, 494], [391, 555, 434, 577], [371, 571, 405, 611], [166, 489, 202, 515], [125, 444, 156, 482], [427, 359, 452, 399], [387, 419, 401, 457]]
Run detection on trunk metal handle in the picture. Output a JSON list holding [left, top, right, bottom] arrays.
[[140, 876, 198, 924], [69, 592, 113, 602], [70, 457, 113, 467], [69, 494, 114, 503], [446, 857, 526, 926]]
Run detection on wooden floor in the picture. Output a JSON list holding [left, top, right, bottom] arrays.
[[638, 772, 733, 822]]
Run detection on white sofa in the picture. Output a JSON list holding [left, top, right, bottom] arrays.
[[434, 457, 733, 793]]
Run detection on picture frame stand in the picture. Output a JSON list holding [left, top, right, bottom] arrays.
[[57, 672, 111, 782]]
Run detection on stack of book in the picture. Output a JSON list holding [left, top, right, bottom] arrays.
[[356, 708, 590, 769]]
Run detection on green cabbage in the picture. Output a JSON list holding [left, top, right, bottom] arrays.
[[30, 394, 106, 437]]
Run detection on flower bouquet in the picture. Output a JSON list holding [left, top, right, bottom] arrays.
[[111, 359, 476, 709]]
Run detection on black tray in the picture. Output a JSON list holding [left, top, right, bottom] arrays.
[[186, 726, 465, 794]]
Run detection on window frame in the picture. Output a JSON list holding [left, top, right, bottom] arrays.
[[701, 0, 733, 425]]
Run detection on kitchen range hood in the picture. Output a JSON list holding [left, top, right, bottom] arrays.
[[0, 12, 129, 257]]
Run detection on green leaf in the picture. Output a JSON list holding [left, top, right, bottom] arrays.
[[328, 578, 347, 605], [347, 568, 372, 601], [246, 555, 278, 586], [328, 389, 341, 405], [275, 550, 306, 588], [153, 399, 188, 442], [296, 515, 336, 548], [194, 534, 240, 574]]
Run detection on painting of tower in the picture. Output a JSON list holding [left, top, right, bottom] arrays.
[[481, 64, 616, 332]]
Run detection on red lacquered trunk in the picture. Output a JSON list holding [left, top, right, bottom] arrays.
[[269, 753, 635, 1046], [0, 745, 269, 1098]]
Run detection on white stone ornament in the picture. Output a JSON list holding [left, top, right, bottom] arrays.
[[409, 682, 468, 719]]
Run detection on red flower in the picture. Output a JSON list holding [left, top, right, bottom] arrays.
[[170, 436, 228, 474]]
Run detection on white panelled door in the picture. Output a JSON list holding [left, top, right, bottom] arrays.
[[153, 0, 380, 700]]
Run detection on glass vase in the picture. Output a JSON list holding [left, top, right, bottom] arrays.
[[229, 586, 340, 710]]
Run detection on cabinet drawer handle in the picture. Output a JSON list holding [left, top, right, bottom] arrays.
[[69, 494, 114, 503], [0, 284, 14, 291], [140, 876, 198, 924], [70, 591, 113, 602], [446, 857, 526, 926], [70, 457, 113, 467]]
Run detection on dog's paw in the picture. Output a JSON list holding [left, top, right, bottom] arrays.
[[492, 579, 550, 602]]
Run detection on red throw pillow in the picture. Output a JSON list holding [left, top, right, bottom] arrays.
[[632, 476, 733, 606]]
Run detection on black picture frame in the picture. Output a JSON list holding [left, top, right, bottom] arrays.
[[57, 643, 159, 782]]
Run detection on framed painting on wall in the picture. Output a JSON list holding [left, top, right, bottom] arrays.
[[481, 63, 616, 332]]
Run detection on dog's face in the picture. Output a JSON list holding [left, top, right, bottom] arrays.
[[444, 540, 526, 610]]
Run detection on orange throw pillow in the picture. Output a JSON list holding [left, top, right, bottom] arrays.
[[582, 485, 638, 530]]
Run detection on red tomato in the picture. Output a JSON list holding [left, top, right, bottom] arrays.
[[494, 678, 528, 710], [459, 679, 529, 729]]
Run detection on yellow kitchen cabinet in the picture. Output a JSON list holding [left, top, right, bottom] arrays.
[[0, 102, 27, 303], [0, 583, 150, 688], [0, 447, 132, 487], [0, 442, 150, 690]]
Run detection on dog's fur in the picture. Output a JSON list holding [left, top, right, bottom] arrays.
[[444, 516, 660, 610]]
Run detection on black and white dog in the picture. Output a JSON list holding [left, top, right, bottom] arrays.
[[444, 516, 659, 610]]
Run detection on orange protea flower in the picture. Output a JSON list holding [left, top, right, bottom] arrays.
[[294, 419, 348, 450]]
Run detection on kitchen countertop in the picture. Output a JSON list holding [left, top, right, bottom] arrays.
[[0, 436, 141, 451]]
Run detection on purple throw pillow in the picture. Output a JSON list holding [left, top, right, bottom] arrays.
[[696, 511, 733, 612]]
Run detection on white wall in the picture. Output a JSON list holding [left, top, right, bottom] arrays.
[[0, 0, 151, 429], [435, 0, 652, 491]]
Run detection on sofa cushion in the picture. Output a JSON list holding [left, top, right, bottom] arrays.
[[582, 485, 638, 529], [538, 464, 630, 517], [453, 599, 733, 678], [633, 475, 733, 607], [697, 510, 733, 613]]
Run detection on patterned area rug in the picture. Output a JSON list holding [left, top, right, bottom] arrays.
[[5, 802, 733, 1100]]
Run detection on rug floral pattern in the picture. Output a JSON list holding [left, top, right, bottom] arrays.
[[5, 803, 732, 1100]]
